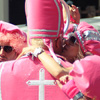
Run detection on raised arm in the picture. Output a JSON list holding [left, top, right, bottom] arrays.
[[38, 51, 72, 79], [17, 46, 72, 79]]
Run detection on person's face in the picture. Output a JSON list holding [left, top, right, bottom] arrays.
[[61, 35, 79, 63], [0, 42, 18, 62]]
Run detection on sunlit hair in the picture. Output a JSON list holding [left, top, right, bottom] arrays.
[[0, 32, 27, 55], [31, 38, 47, 49]]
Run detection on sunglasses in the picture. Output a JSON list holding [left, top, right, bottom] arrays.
[[68, 36, 77, 45], [0, 46, 13, 53]]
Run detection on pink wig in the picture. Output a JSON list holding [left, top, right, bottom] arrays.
[[0, 21, 27, 54]]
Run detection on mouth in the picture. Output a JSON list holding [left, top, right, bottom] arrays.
[[62, 38, 69, 51], [62, 44, 68, 52], [0, 57, 7, 62]]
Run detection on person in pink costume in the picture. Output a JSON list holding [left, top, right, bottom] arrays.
[[0, 21, 27, 62], [55, 22, 100, 100], [0, 0, 73, 100], [23, 21, 100, 99], [50, 22, 100, 99], [17, 17, 100, 100], [57, 22, 100, 99]]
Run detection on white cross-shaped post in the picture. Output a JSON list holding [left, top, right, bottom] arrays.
[[26, 68, 56, 100]]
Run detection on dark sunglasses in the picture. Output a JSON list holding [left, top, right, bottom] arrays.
[[0, 46, 13, 53], [68, 36, 77, 45]]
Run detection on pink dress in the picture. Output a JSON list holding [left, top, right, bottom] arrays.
[[0, 54, 70, 100]]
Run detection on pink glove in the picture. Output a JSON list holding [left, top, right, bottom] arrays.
[[62, 80, 79, 98]]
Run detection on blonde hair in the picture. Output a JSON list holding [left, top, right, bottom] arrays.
[[30, 38, 48, 50], [73, 43, 84, 61]]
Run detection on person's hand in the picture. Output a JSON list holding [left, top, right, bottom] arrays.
[[16, 46, 40, 59], [56, 80, 63, 89], [69, 5, 80, 24], [56, 74, 73, 89], [59, 74, 73, 84]]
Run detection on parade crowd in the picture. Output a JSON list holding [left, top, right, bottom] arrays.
[[0, 0, 100, 100]]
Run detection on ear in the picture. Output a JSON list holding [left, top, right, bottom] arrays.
[[53, 37, 63, 55], [56, 37, 62, 48]]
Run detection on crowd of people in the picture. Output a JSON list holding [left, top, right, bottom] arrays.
[[0, 0, 100, 100]]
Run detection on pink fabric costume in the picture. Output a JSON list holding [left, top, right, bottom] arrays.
[[0, 21, 27, 54], [75, 22, 100, 56], [64, 23, 78, 39], [62, 55, 100, 100], [0, 0, 70, 100], [70, 55, 100, 100]]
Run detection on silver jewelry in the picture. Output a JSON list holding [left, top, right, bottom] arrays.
[[33, 47, 44, 57]]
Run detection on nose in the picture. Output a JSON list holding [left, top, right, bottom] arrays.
[[65, 39, 70, 45], [0, 48, 5, 56], [62, 38, 70, 48]]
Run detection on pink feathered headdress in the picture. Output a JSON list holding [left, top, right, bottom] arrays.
[[25, 0, 70, 64], [65, 22, 100, 56], [0, 21, 27, 54], [75, 22, 100, 55], [70, 55, 100, 100]]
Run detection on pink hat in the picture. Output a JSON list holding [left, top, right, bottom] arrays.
[[0, 21, 27, 54], [70, 55, 100, 100], [25, 0, 70, 63], [75, 22, 100, 55], [26, 0, 64, 39], [25, 0, 70, 40]]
